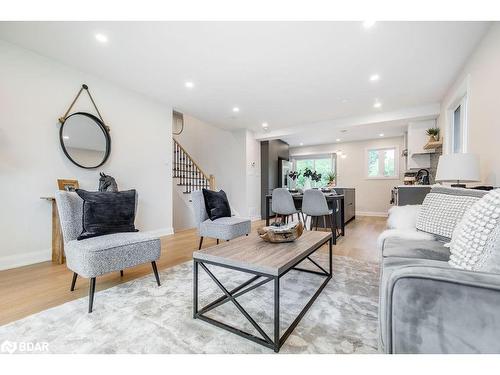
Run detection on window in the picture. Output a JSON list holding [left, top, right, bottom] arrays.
[[446, 76, 469, 154], [292, 154, 336, 189], [366, 147, 398, 179], [451, 95, 467, 153]]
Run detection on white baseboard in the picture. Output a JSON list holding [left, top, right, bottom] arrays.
[[146, 227, 175, 238], [0, 249, 51, 271], [356, 211, 389, 217]]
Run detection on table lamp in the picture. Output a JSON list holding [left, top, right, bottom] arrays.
[[435, 153, 480, 188]]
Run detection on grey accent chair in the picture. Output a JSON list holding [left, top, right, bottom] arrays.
[[378, 187, 500, 353], [55, 191, 161, 313], [191, 190, 251, 249], [271, 188, 300, 223], [301, 189, 337, 241]]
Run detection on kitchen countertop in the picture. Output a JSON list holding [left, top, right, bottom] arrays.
[[396, 185, 432, 188]]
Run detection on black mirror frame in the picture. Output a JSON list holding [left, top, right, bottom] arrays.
[[59, 112, 111, 169]]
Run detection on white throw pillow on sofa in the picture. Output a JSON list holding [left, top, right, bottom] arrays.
[[449, 189, 500, 272], [416, 186, 486, 241]]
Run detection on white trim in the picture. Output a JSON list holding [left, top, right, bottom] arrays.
[[0, 249, 51, 271], [365, 146, 400, 180], [356, 211, 388, 217], [145, 227, 174, 238]]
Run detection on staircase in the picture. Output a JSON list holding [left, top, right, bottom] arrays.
[[173, 139, 215, 194]]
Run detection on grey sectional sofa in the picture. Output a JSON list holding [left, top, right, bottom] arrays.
[[378, 186, 500, 353]]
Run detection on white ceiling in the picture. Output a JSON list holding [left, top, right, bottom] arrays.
[[0, 21, 491, 145]]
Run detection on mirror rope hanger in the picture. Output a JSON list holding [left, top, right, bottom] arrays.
[[58, 84, 110, 131]]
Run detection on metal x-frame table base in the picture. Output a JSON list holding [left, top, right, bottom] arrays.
[[193, 237, 332, 353]]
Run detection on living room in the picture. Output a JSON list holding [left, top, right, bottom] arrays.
[[1, 1, 500, 371]]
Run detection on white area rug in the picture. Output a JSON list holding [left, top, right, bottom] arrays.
[[0, 254, 379, 354]]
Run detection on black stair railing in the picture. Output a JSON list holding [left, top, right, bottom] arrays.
[[173, 139, 215, 194]]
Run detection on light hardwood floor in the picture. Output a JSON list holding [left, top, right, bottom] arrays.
[[0, 216, 387, 326]]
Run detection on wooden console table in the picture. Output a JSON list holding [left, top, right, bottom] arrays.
[[41, 197, 65, 264]]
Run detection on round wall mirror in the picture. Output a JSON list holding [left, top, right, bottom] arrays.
[[60, 112, 111, 169]]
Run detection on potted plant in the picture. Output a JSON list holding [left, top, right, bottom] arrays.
[[426, 127, 440, 142], [311, 171, 322, 188], [303, 167, 313, 190], [288, 170, 301, 190], [327, 172, 336, 188]]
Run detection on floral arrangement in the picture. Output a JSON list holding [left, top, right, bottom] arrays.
[[311, 171, 322, 183], [288, 170, 301, 180], [303, 167, 313, 179]]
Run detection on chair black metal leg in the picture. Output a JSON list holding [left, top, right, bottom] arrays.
[[198, 237, 204, 250], [151, 261, 161, 286], [70, 272, 78, 291], [120, 270, 124, 277], [331, 212, 337, 245], [88, 277, 96, 313], [217, 239, 219, 244]]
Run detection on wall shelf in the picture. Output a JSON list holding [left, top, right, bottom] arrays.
[[423, 138, 443, 150]]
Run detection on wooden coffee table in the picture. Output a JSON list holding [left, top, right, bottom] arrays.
[[192, 231, 332, 352]]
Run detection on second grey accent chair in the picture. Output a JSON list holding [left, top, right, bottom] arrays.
[[55, 191, 161, 313], [191, 190, 251, 249], [271, 188, 300, 224]]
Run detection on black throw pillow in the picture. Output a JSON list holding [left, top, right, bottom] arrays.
[[202, 188, 231, 221], [76, 189, 138, 240]]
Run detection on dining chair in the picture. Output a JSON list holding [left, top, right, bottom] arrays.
[[301, 189, 337, 238], [271, 188, 300, 224]]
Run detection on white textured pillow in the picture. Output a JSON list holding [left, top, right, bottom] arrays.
[[416, 186, 486, 241], [449, 189, 500, 272]]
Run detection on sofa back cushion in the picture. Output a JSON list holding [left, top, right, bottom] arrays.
[[449, 189, 500, 272], [416, 186, 487, 241]]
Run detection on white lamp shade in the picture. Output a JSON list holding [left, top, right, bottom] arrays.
[[435, 153, 480, 182]]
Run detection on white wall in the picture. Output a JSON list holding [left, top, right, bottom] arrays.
[[437, 23, 500, 185], [290, 136, 405, 215], [245, 130, 261, 220], [0, 40, 173, 270], [173, 115, 261, 231]]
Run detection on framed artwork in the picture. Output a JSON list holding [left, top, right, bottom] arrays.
[[57, 179, 80, 192]]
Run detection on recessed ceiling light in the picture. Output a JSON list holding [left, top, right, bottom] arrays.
[[363, 21, 376, 29], [95, 33, 108, 43], [63, 135, 69, 139], [341, 154, 347, 159], [184, 81, 194, 89], [369, 74, 380, 82], [262, 122, 268, 129], [336, 138, 341, 142], [299, 142, 304, 146], [373, 101, 382, 109], [232, 107, 240, 113], [379, 133, 385, 137]]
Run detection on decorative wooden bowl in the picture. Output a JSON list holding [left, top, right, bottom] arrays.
[[257, 221, 304, 243]]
